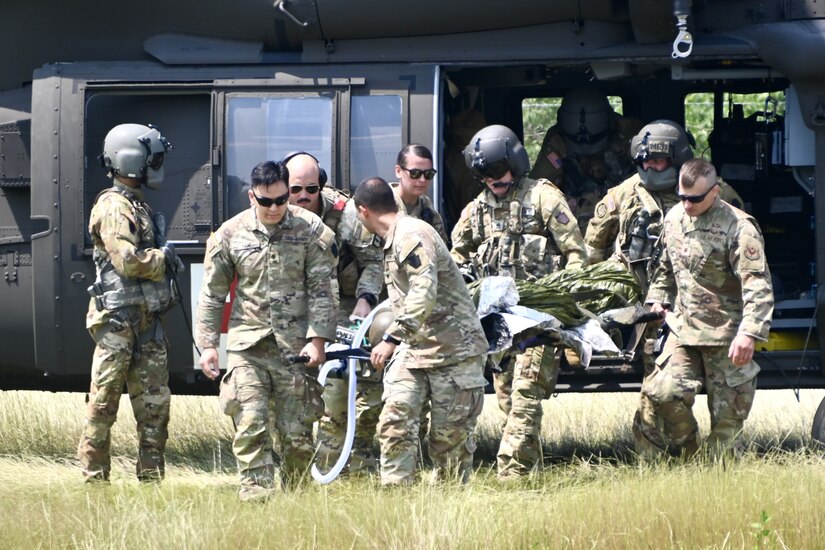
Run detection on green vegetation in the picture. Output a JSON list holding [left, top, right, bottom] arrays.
[[522, 92, 785, 165], [0, 389, 823, 548]]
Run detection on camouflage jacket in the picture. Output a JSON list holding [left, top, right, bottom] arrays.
[[528, 121, 639, 197], [647, 198, 774, 345], [390, 182, 450, 245], [383, 215, 488, 367], [196, 205, 338, 355], [317, 187, 383, 300], [86, 181, 167, 331], [585, 173, 744, 264], [450, 177, 587, 280]]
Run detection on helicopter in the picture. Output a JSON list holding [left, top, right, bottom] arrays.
[[1, 0, 824, 442]]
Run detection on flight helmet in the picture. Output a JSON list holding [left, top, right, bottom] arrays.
[[464, 124, 530, 180], [100, 123, 172, 189], [630, 119, 693, 191], [557, 87, 612, 155]]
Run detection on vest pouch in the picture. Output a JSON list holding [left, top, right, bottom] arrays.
[[520, 234, 558, 278]]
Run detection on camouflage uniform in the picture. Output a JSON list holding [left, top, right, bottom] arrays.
[[633, 198, 774, 458], [585, 174, 745, 374], [391, 182, 450, 245], [450, 177, 587, 478], [313, 187, 385, 474], [78, 180, 171, 482], [379, 216, 488, 485], [529, 118, 641, 233], [196, 205, 337, 492]]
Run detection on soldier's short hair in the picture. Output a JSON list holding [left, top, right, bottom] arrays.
[[250, 161, 289, 190], [397, 144, 433, 167], [353, 177, 399, 214], [679, 158, 717, 190]]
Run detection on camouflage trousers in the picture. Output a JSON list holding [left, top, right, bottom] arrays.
[[494, 345, 560, 479], [632, 337, 758, 459], [378, 352, 486, 485], [78, 319, 170, 482], [220, 336, 324, 491], [316, 373, 383, 474]]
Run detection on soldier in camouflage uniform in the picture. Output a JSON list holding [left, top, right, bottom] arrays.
[[353, 177, 488, 485], [633, 159, 774, 459], [78, 123, 176, 482], [197, 161, 338, 501], [529, 87, 641, 233], [285, 152, 385, 474], [585, 120, 744, 374], [451, 125, 587, 479], [390, 144, 450, 245]]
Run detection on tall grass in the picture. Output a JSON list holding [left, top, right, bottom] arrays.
[[0, 389, 822, 549]]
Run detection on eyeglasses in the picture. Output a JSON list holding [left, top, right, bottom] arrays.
[[401, 167, 437, 180], [678, 182, 717, 204], [290, 184, 320, 195], [252, 190, 290, 207]]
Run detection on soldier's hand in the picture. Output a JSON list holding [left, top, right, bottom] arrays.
[[299, 338, 326, 368], [199, 347, 221, 380], [350, 298, 373, 320], [728, 333, 755, 366], [162, 244, 186, 274], [371, 341, 396, 371], [649, 302, 668, 321]]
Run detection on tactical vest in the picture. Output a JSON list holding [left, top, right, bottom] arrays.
[[468, 181, 563, 280], [87, 187, 177, 314]]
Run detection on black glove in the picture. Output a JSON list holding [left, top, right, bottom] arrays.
[[162, 243, 185, 274]]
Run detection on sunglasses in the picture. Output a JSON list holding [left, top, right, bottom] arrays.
[[290, 184, 320, 195], [252, 190, 290, 207], [489, 180, 515, 189], [678, 182, 717, 204], [401, 167, 437, 180]]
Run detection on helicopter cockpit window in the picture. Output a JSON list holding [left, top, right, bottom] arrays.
[[225, 96, 333, 217], [349, 94, 402, 188]]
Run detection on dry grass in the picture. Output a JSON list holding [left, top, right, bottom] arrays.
[[0, 388, 822, 549]]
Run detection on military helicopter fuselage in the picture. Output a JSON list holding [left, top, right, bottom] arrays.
[[2, 0, 825, 438]]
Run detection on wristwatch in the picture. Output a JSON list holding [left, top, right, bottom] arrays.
[[381, 333, 401, 346]]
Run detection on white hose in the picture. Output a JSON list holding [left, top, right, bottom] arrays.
[[311, 301, 390, 484]]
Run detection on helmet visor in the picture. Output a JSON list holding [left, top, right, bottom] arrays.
[[474, 159, 510, 180]]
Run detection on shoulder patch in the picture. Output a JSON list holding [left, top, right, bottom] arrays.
[[595, 202, 607, 219], [333, 199, 347, 211], [744, 243, 761, 261], [555, 211, 570, 225], [406, 252, 421, 269]]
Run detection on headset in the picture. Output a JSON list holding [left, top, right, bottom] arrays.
[[281, 151, 328, 189]]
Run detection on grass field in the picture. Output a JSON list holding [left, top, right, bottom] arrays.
[[0, 389, 823, 549]]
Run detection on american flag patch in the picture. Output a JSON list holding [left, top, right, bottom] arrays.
[[547, 151, 563, 169]]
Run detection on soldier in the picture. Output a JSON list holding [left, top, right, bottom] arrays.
[[197, 161, 338, 501], [391, 144, 450, 245], [633, 158, 774, 459], [284, 152, 384, 474], [451, 124, 587, 480], [78, 123, 177, 482], [353, 177, 488, 485], [529, 87, 641, 233], [585, 120, 744, 372]]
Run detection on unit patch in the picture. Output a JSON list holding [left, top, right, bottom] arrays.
[[744, 244, 761, 261], [555, 211, 570, 225], [595, 203, 607, 218]]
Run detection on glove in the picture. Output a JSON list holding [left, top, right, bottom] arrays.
[[162, 243, 185, 274]]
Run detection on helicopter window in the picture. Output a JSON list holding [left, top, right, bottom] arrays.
[[521, 96, 624, 163], [349, 94, 402, 189], [225, 95, 333, 217]]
